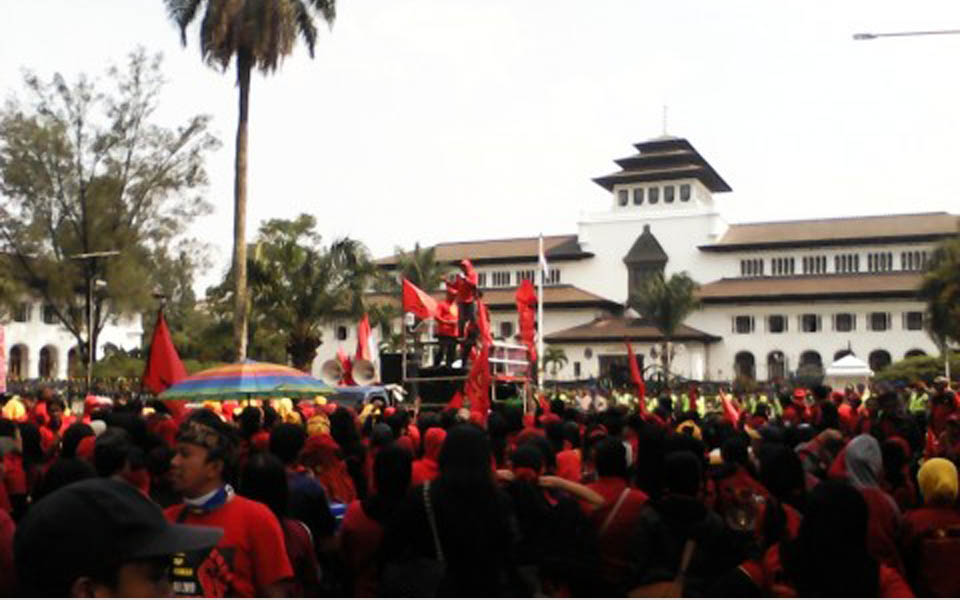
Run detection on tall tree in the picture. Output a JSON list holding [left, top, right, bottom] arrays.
[[166, 0, 337, 361], [0, 49, 217, 372], [919, 236, 960, 374], [628, 271, 700, 378], [543, 346, 568, 377], [392, 243, 452, 292], [210, 214, 376, 371]]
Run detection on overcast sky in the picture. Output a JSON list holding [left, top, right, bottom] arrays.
[[2, 1, 959, 290]]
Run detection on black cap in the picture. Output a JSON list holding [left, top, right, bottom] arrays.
[[14, 478, 222, 595]]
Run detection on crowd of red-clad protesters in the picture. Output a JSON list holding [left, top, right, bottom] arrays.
[[0, 378, 959, 597]]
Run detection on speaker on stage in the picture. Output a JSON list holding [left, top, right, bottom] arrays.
[[379, 352, 403, 385]]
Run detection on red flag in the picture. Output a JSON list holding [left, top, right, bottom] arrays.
[[464, 344, 491, 419], [337, 347, 356, 386], [142, 309, 187, 394], [516, 279, 537, 366], [355, 314, 372, 361], [625, 339, 646, 413], [142, 309, 188, 421], [403, 279, 439, 320], [475, 298, 493, 346], [448, 389, 464, 410]]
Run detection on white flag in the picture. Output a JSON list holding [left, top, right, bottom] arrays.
[[539, 235, 549, 276]]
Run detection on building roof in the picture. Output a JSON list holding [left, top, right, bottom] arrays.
[[375, 234, 592, 268], [696, 272, 924, 304], [364, 284, 620, 311], [593, 137, 732, 193], [623, 224, 668, 265], [700, 212, 960, 252], [544, 316, 721, 344]]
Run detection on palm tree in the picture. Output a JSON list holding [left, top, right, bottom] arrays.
[[544, 346, 569, 377], [628, 271, 700, 378], [246, 216, 372, 371], [393, 243, 452, 291], [919, 236, 960, 378], [166, 0, 337, 361]]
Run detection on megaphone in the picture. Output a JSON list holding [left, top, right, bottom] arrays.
[[320, 359, 344, 386], [352, 358, 377, 386]]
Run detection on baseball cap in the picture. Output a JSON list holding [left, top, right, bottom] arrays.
[[15, 478, 222, 595]]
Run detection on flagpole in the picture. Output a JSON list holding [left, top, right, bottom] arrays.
[[537, 234, 544, 391]]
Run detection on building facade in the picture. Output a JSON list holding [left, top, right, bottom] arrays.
[[313, 136, 956, 384], [4, 300, 143, 381]]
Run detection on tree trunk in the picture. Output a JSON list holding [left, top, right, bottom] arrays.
[[662, 340, 670, 383], [233, 54, 251, 362]]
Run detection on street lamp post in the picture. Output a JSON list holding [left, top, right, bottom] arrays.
[[853, 29, 960, 41], [854, 26, 958, 380], [70, 250, 119, 393]]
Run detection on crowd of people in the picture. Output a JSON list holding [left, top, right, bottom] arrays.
[[0, 376, 958, 597]]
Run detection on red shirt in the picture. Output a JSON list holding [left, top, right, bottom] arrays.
[[0, 508, 14, 596], [410, 457, 439, 487], [861, 487, 905, 575], [164, 496, 293, 597], [586, 477, 649, 588], [436, 301, 459, 337], [901, 506, 960, 551], [339, 500, 383, 597], [555, 449, 582, 483]]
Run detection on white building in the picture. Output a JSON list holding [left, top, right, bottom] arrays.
[[4, 300, 143, 380], [314, 136, 956, 384]]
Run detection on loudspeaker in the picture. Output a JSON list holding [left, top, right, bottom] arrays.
[[379, 352, 403, 385]]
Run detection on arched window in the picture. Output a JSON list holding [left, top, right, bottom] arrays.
[[869, 349, 892, 372], [39, 345, 58, 379], [336, 326, 348, 341], [734, 351, 756, 380], [68, 347, 82, 378], [905, 349, 926, 359], [767, 351, 786, 381], [8, 344, 27, 379], [799, 350, 822, 368]]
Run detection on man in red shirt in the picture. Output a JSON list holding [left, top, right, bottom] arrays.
[[435, 278, 460, 367], [165, 410, 293, 597], [586, 437, 649, 595]]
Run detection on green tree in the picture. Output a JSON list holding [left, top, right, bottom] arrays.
[[166, 0, 337, 362], [391, 243, 452, 292], [543, 346, 568, 377], [0, 49, 218, 373], [628, 271, 700, 377], [920, 237, 960, 376], [210, 214, 376, 371]]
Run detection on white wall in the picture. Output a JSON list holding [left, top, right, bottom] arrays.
[[689, 299, 938, 381], [4, 302, 143, 379]]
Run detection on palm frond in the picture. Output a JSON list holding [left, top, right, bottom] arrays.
[[165, 0, 204, 45]]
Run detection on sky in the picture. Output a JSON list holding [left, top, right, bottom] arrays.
[[2, 1, 959, 291]]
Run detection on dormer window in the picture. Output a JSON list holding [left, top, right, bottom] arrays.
[[664, 185, 675, 203], [617, 189, 628, 206], [680, 184, 691, 202], [632, 188, 644, 205], [648, 187, 659, 204]]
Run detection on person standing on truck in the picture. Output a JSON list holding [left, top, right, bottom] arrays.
[[435, 278, 460, 368], [456, 259, 479, 364]]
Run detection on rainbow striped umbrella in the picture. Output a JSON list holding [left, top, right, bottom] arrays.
[[158, 360, 333, 400]]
